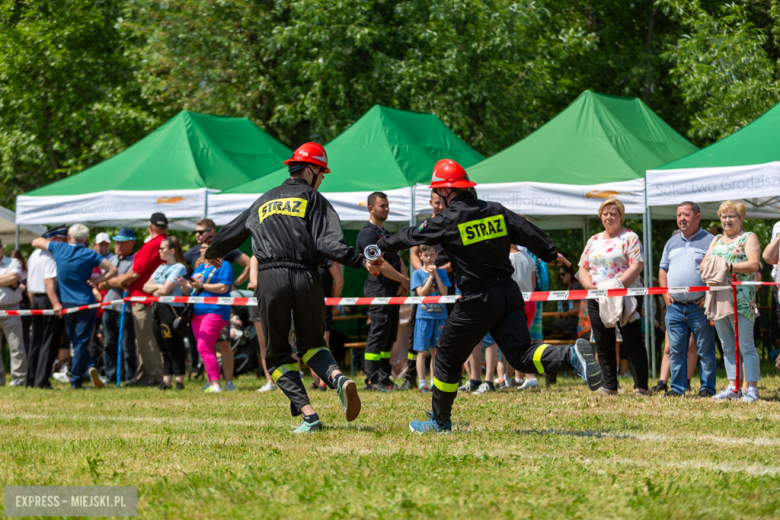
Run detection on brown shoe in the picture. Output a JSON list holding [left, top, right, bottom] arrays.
[[89, 367, 104, 390]]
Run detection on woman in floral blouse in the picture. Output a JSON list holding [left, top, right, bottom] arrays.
[[702, 200, 761, 402], [578, 199, 648, 395]]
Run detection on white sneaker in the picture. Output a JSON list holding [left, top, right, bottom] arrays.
[[712, 386, 738, 400], [8, 378, 25, 387], [99, 375, 110, 385], [474, 382, 494, 394], [204, 384, 222, 393], [742, 386, 760, 403], [52, 371, 70, 384], [257, 381, 277, 393], [517, 378, 539, 390], [224, 381, 236, 391]]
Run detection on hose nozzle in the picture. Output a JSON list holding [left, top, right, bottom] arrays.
[[364, 244, 382, 265]]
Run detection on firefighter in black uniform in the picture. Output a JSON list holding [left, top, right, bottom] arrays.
[[356, 192, 409, 391], [205, 142, 364, 433], [371, 159, 604, 434]]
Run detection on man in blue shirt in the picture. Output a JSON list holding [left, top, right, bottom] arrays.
[[33, 224, 117, 389], [659, 201, 716, 398]]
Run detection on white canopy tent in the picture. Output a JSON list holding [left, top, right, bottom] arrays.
[[0, 207, 47, 248]]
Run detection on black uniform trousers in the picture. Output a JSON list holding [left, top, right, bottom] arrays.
[[586, 299, 648, 392], [405, 307, 418, 383], [25, 294, 64, 388], [151, 304, 187, 377], [364, 286, 399, 385], [257, 267, 340, 416], [431, 281, 573, 425]]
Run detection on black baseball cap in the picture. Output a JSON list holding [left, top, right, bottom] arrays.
[[150, 213, 168, 227]]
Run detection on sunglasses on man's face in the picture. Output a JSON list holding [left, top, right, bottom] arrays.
[[194, 229, 214, 235], [558, 272, 566, 278]]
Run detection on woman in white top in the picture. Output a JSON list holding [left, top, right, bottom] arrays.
[[144, 237, 189, 390], [578, 198, 648, 396]]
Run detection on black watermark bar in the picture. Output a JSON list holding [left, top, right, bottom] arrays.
[[4, 486, 137, 517]]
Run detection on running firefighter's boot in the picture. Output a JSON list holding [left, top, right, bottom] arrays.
[[570, 338, 602, 391]]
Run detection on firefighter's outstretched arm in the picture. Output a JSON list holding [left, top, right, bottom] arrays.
[[378, 213, 449, 253], [206, 205, 253, 262], [310, 196, 364, 269]]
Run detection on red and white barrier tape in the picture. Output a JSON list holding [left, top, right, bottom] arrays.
[[0, 284, 744, 316], [0, 301, 119, 316]]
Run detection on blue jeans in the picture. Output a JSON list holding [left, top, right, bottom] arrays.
[[102, 309, 137, 383], [63, 305, 97, 388], [665, 303, 716, 395], [714, 313, 761, 383]]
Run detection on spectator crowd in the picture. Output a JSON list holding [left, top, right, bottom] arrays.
[[1, 196, 778, 402]]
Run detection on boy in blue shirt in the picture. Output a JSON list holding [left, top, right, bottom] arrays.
[[411, 244, 451, 392]]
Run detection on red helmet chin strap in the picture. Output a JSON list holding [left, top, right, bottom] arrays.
[[435, 188, 452, 207]]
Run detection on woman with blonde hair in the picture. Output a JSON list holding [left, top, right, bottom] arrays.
[[702, 200, 762, 402], [578, 198, 648, 395]]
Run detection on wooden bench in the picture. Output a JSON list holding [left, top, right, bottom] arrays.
[[343, 342, 367, 373]]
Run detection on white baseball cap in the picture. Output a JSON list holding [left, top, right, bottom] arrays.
[[95, 232, 111, 244]]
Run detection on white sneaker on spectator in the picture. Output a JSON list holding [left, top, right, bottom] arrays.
[[474, 382, 494, 394], [712, 386, 738, 400], [742, 386, 759, 403], [517, 378, 538, 390], [52, 371, 70, 384], [8, 378, 25, 387], [99, 375, 110, 385], [257, 381, 277, 393], [224, 381, 236, 391]]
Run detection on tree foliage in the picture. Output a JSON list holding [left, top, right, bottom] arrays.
[[2, 0, 780, 209]]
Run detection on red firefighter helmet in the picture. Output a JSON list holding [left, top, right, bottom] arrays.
[[429, 159, 476, 189], [282, 142, 330, 173]]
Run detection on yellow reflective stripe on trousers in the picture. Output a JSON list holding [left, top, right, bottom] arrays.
[[302, 347, 329, 364], [433, 377, 458, 393], [364, 352, 381, 361], [407, 352, 416, 360], [533, 344, 549, 374], [380, 351, 391, 359], [271, 363, 299, 382]]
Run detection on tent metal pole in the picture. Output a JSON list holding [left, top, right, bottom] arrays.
[[647, 206, 656, 379], [15, 225, 20, 250], [642, 208, 652, 380], [409, 186, 416, 274], [203, 190, 209, 220]]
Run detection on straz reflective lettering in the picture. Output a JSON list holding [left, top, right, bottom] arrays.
[[258, 198, 308, 224], [458, 215, 507, 245]]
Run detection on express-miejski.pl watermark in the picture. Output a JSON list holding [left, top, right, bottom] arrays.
[[4, 486, 137, 517]]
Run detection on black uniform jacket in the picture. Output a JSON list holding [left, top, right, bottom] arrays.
[[378, 192, 558, 293], [205, 178, 364, 271]]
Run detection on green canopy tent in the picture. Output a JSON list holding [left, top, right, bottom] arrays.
[[450, 90, 698, 230], [16, 111, 291, 228], [647, 99, 780, 220], [207, 105, 484, 230], [455, 90, 698, 379]]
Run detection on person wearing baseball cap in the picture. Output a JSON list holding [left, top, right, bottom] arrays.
[[112, 214, 168, 387], [96, 228, 139, 385], [93, 232, 115, 262]]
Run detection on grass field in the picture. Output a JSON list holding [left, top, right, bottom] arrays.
[[1, 364, 780, 519]]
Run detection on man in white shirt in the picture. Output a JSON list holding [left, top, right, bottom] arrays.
[[25, 226, 67, 388], [0, 238, 27, 386]]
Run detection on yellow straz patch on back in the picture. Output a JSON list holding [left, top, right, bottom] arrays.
[[257, 198, 308, 224], [458, 215, 507, 245]]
